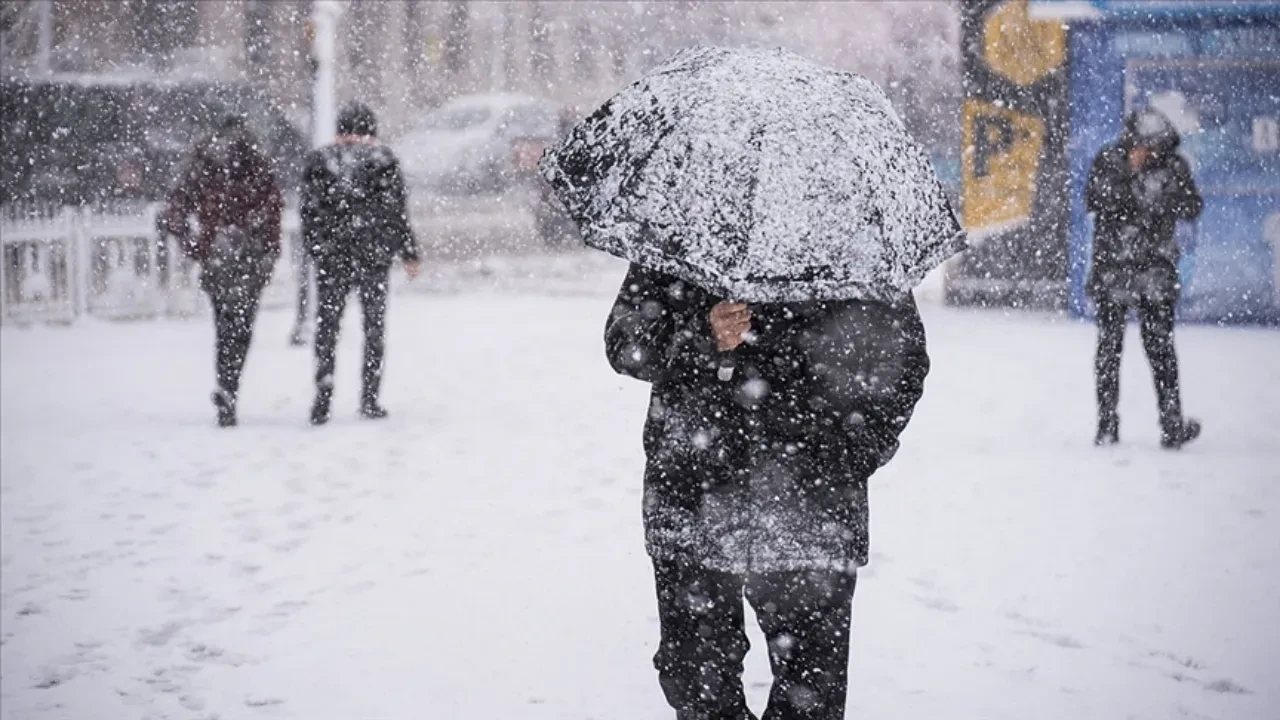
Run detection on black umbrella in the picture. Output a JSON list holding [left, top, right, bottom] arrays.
[[539, 46, 965, 303]]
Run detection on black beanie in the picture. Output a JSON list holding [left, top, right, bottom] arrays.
[[337, 102, 378, 138]]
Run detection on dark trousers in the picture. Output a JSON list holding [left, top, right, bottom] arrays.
[[653, 559, 857, 720], [293, 241, 313, 331], [313, 261, 389, 404], [204, 273, 264, 401], [1094, 296, 1182, 434]]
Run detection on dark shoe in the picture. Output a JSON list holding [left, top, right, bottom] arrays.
[[212, 390, 236, 428], [310, 395, 332, 426], [360, 402, 388, 420], [1161, 418, 1201, 450], [1095, 417, 1119, 446]]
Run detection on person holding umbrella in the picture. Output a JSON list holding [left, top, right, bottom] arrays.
[[541, 47, 963, 720]]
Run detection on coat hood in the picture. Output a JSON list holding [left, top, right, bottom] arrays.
[[1122, 108, 1181, 155]]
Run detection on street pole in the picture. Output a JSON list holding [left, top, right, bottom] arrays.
[[36, 0, 53, 77], [311, 0, 345, 148], [489, 3, 505, 91]]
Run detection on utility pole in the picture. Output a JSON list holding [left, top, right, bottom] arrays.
[[36, 0, 52, 76], [489, 3, 506, 91], [311, 0, 345, 148]]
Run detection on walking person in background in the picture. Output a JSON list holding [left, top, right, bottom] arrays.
[[302, 102, 422, 426], [1086, 108, 1204, 449], [159, 114, 282, 428]]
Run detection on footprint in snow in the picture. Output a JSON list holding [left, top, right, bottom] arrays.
[[1150, 650, 1205, 670], [1020, 629, 1085, 649], [137, 620, 187, 648], [1004, 610, 1050, 629], [913, 595, 959, 613], [1169, 672, 1251, 694]]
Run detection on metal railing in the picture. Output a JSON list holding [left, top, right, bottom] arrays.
[[1, 202, 301, 325]]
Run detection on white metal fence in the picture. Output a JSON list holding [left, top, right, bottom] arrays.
[[1, 202, 302, 325]]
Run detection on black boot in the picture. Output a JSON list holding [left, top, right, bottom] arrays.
[[1161, 418, 1201, 450], [212, 390, 237, 428], [310, 390, 332, 426], [360, 396, 388, 420], [1095, 415, 1119, 446]]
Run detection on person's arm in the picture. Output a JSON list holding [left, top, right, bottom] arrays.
[[1085, 149, 1116, 216], [604, 264, 717, 384], [803, 296, 930, 471], [257, 166, 283, 266], [1163, 155, 1203, 221], [299, 150, 328, 259], [378, 153, 421, 265], [159, 154, 201, 256]]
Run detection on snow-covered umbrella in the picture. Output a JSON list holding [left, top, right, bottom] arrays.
[[539, 45, 966, 303]]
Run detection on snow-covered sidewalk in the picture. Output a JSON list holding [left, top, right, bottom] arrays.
[[2, 260, 1278, 719]]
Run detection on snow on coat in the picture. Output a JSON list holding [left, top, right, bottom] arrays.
[[606, 263, 929, 573], [301, 141, 421, 269], [1086, 109, 1204, 303]]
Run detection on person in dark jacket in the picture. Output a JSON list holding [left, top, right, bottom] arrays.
[[160, 114, 282, 427], [302, 103, 421, 425], [1086, 108, 1203, 448], [606, 264, 929, 720]]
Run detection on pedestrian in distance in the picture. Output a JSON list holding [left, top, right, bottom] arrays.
[[1086, 107, 1204, 449], [159, 113, 282, 428], [301, 102, 422, 426]]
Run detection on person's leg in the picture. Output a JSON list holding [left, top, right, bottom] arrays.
[[291, 247, 312, 346], [1138, 298, 1198, 448], [220, 277, 266, 411], [206, 276, 238, 427], [746, 569, 857, 720], [652, 558, 754, 720], [1093, 297, 1126, 444], [311, 263, 350, 425], [357, 269, 390, 416]]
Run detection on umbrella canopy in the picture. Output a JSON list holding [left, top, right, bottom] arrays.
[[539, 46, 966, 303]]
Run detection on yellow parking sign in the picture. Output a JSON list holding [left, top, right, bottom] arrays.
[[962, 99, 1045, 232]]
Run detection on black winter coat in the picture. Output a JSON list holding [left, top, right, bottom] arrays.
[[605, 264, 929, 573], [301, 140, 421, 270], [1086, 113, 1203, 302]]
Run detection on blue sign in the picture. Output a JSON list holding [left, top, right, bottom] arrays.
[[1032, 0, 1280, 20]]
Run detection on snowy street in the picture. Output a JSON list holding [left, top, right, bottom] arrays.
[[2, 257, 1278, 720]]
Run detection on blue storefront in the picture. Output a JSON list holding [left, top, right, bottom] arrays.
[[1031, 0, 1280, 324]]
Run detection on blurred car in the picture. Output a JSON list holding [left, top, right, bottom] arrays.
[[0, 76, 306, 207], [508, 109, 581, 247], [392, 93, 563, 196]]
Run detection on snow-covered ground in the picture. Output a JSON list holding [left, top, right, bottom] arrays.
[[2, 256, 1278, 720]]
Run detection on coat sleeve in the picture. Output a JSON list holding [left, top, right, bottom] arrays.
[[382, 155, 421, 263], [604, 264, 716, 384], [300, 150, 329, 259], [1163, 155, 1203, 221], [805, 296, 930, 471], [1085, 149, 1123, 217], [159, 154, 201, 256], [249, 157, 282, 262]]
